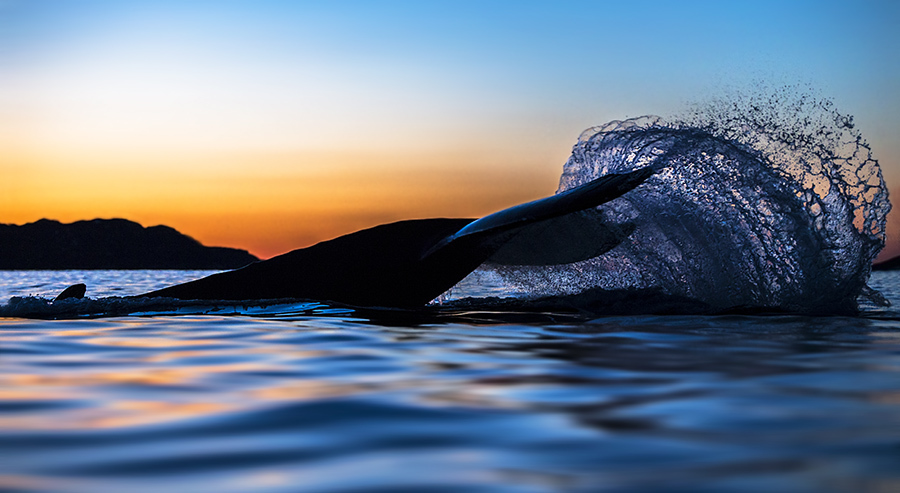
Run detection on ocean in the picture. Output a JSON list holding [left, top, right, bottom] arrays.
[[2, 104, 895, 492], [2, 269, 900, 492]]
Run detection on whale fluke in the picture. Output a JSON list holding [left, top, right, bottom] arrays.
[[137, 167, 654, 307], [55, 283, 86, 301], [484, 209, 637, 266]]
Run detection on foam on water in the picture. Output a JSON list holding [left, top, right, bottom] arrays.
[[486, 91, 889, 313]]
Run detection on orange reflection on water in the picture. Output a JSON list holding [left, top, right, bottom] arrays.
[[0, 387, 77, 401], [0, 399, 235, 430], [79, 336, 223, 349], [5, 360, 268, 388], [249, 380, 371, 402], [55, 328, 119, 337], [0, 353, 372, 430], [233, 470, 294, 489], [0, 474, 97, 493], [140, 346, 328, 364]]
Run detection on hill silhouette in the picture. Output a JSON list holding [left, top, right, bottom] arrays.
[[0, 219, 258, 270]]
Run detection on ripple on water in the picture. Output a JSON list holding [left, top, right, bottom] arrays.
[[3, 291, 900, 492]]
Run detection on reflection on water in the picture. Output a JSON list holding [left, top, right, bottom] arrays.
[[2, 272, 900, 491]]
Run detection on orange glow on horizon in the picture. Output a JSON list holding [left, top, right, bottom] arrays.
[[2, 0, 898, 263], [1, 146, 565, 259], [4, 141, 899, 261]]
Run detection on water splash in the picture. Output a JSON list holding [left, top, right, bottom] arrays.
[[486, 89, 890, 313]]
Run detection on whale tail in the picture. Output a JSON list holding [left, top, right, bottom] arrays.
[[138, 167, 655, 307], [423, 166, 654, 260]]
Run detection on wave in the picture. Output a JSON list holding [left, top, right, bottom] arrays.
[[0, 295, 354, 320], [485, 91, 889, 314]]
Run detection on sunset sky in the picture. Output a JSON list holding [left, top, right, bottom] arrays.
[[2, 0, 898, 260]]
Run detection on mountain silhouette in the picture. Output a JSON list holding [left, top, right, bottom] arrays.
[[0, 219, 258, 269]]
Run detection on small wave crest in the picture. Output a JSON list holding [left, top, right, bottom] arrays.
[[0, 295, 343, 319], [486, 90, 890, 314]]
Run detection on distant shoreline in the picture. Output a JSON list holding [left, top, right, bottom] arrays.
[[0, 218, 258, 270]]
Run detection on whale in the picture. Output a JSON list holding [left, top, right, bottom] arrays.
[[126, 167, 654, 307]]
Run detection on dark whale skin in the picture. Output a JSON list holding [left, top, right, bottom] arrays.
[[136, 168, 653, 307], [140, 218, 478, 306]]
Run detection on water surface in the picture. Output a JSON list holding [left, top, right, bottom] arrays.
[[2, 270, 900, 492]]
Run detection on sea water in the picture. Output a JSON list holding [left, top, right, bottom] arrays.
[[2, 269, 900, 492], [2, 91, 895, 491]]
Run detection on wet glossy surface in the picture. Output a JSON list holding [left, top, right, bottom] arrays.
[[2, 271, 900, 492]]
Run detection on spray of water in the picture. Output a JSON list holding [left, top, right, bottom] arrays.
[[487, 86, 889, 313]]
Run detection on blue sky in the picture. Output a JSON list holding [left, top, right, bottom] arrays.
[[2, 0, 899, 257]]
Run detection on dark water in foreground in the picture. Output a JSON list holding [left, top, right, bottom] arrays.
[[2, 271, 900, 492]]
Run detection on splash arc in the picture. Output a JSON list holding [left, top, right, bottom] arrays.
[[487, 112, 890, 313]]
